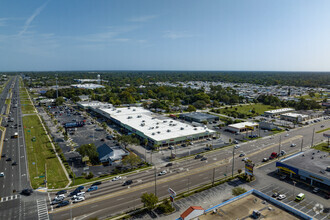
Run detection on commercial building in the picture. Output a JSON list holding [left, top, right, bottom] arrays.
[[259, 121, 277, 130], [280, 113, 309, 123], [97, 144, 129, 164], [177, 189, 312, 220], [39, 98, 55, 106], [179, 112, 219, 123], [70, 83, 104, 90], [227, 122, 259, 133], [276, 149, 330, 189], [90, 106, 215, 147], [264, 108, 294, 117], [77, 101, 112, 110]]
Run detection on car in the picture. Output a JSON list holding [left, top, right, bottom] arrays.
[[73, 196, 85, 203], [205, 147, 211, 151], [158, 170, 167, 176], [12, 161, 17, 166], [242, 157, 248, 162], [295, 193, 305, 201], [321, 125, 325, 128], [50, 199, 62, 205], [239, 153, 245, 157], [76, 186, 84, 191], [56, 190, 67, 195], [165, 163, 173, 167], [280, 150, 286, 156], [234, 145, 240, 149], [91, 181, 102, 186], [233, 140, 239, 144], [122, 180, 133, 186], [87, 186, 98, 192], [195, 155, 203, 159], [201, 157, 207, 161], [168, 146, 174, 150], [285, 134, 289, 137], [1, 154, 6, 158], [21, 189, 33, 196], [277, 194, 286, 200], [56, 200, 70, 208], [75, 192, 85, 197], [6, 157, 12, 161], [279, 175, 287, 180], [112, 176, 122, 181], [313, 187, 320, 193], [290, 143, 296, 147], [206, 138, 211, 141], [0, 172, 4, 177], [262, 158, 269, 162], [54, 195, 65, 201], [272, 192, 279, 198], [101, 138, 105, 142], [181, 144, 187, 147], [69, 190, 80, 197], [4, 138, 8, 142]]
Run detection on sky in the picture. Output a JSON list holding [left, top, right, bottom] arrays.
[[1, 0, 330, 71]]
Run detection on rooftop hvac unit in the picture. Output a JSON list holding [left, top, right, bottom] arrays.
[[137, 115, 142, 118], [194, 128, 197, 130], [163, 120, 167, 123], [152, 133, 155, 135], [142, 120, 145, 122], [133, 109, 136, 111], [128, 107, 130, 109], [156, 126, 159, 128], [167, 129, 171, 132], [156, 122, 159, 125], [180, 127, 184, 130], [157, 131, 160, 134], [140, 123, 145, 126]]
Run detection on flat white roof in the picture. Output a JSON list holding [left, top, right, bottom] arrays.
[[77, 101, 112, 108], [71, 84, 104, 89], [281, 113, 309, 118], [228, 121, 259, 129], [264, 108, 294, 114], [98, 107, 215, 142]]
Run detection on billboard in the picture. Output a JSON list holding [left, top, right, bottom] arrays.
[[245, 162, 254, 176]]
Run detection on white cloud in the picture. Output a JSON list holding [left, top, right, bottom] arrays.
[[18, 1, 49, 36], [0, 18, 9, 27], [163, 31, 194, 40], [128, 15, 157, 22]]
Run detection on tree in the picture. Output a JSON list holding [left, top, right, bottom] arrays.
[[77, 143, 99, 165], [187, 105, 196, 112], [141, 193, 158, 210], [55, 97, 65, 106], [122, 153, 141, 168], [232, 187, 247, 196]]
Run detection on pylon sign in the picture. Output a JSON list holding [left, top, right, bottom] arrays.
[[168, 188, 177, 197]]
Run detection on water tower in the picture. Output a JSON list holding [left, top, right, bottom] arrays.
[[97, 74, 101, 84]]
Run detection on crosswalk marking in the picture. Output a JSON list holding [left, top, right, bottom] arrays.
[[36, 198, 49, 220], [0, 195, 20, 203]]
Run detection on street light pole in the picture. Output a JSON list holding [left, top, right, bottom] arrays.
[[311, 128, 315, 148], [293, 181, 296, 197], [278, 135, 282, 160], [300, 138, 303, 152], [232, 147, 235, 177], [154, 166, 157, 197]]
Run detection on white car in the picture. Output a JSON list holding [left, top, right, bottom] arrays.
[[54, 194, 65, 201], [285, 134, 289, 137], [277, 194, 286, 200], [0, 172, 4, 177], [242, 157, 249, 162], [112, 176, 122, 181], [75, 192, 85, 197], [234, 145, 240, 149], [158, 170, 167, 176], [73, 196, 85, 203]]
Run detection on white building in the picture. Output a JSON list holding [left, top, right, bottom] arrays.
[[91, 107, 215, 146], [264, 108, 295, 117], [77, 101, 112, 110], [71, 83, 104, 89], [280, 113, 309, 123], [180, 206, 204, 220], [227, 122, 259, 133]]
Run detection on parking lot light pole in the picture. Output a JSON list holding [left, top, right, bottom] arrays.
[[293, 181, 296, 197], [300, 138, 303, 152], [311, 128, 315, 148]]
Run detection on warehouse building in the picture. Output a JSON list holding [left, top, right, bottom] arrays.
[[264, 108, 294, 117], [227, 122, 259, 133], [280, 113, 309, 123], [91, 107, 215, 147], [179, 112, 219, 123], [276, 149, 330, 189]]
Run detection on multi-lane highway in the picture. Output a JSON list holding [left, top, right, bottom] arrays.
[[0, 76, 45, 220], [49, 118, 329, 220]]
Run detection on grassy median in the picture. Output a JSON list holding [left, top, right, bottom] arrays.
[[19, 88, 35, 114], [23, 115, 68, 189]]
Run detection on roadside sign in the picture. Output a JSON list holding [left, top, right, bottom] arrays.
[[245, 162, 254, 176], [39, 175, 45, 178], [168, 188, 177, 197], [28, 130, 30, 132], [323, 133, 330, 138], [170, 195, 174, 202]]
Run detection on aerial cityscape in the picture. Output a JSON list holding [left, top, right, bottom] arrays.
[[0, 1, 330, 220]]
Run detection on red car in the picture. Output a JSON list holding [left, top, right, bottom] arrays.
[[269, 152, 278, 160]]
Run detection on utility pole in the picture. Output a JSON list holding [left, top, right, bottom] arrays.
[[232, 147, 235, 177], [300, 138, 303, 152], [154, 166, 157, 197], [212, 168, 215, 186], [311, 128, 315, 148], [278, 135, 281, 159]]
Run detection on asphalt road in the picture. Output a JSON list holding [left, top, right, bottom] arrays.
[[0, 76, 42, 220], [49, 118, 329, 219]]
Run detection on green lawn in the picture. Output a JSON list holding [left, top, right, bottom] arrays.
[[316, 127, 330, 134], [23, 115, 68, 189], [312, 142, 330, 153], [20, 88, 35, 114], [215, 103, 279, 118]]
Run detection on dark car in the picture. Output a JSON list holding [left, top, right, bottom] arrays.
[[56, 200, 70, 208], [6, 157, 12, 161], [21, 188, 33, 196], [122, 180, 133, 186], [12, 161, 17, 166], [272, 192, 279, 198], [195, 155, 203, 159], [69, 191, 79, 197], [165, 163, 173, 167], [201, 157, 207, 161], [76, 186, 84, 191], [1, 154, 6, 158], [91, 181, 102, 186], [56, 190, 67, 195]]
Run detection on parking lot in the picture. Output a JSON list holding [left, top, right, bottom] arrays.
[[259, 184, 330, 220]]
